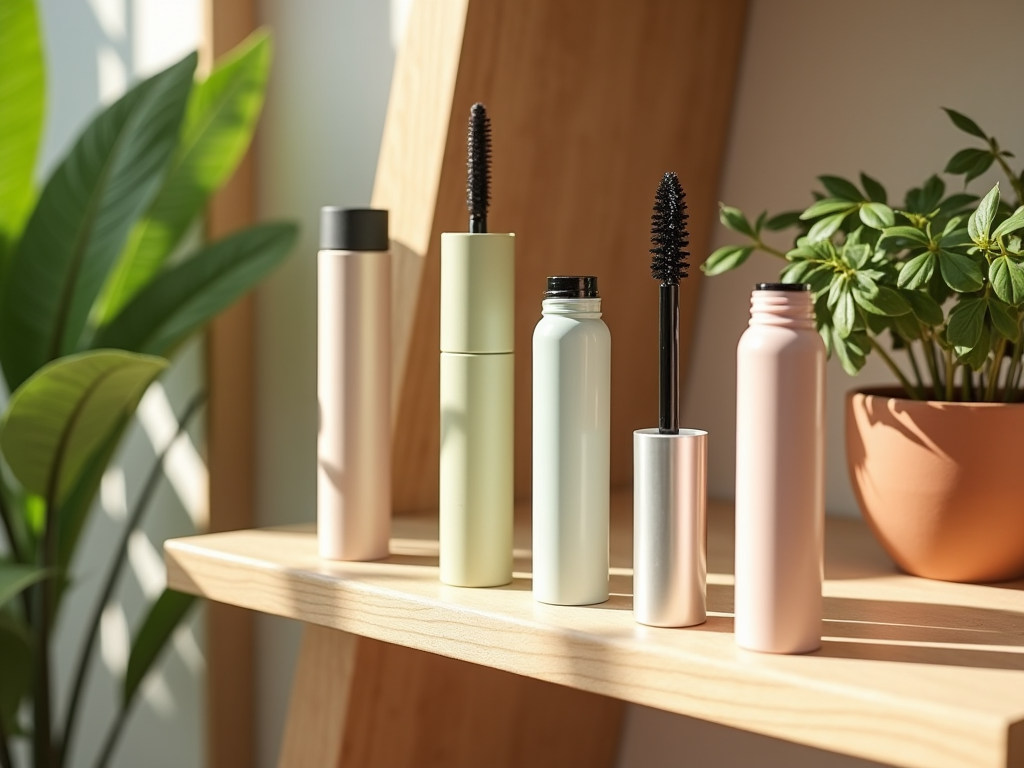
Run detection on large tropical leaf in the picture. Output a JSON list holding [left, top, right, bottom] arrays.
[[124, 589, 196, 704], [97, 30, 272, 323], [0, 0, 45, 263], [0, 53, 196, 391], [0, 563, 47, 607], [0, 351, 167, 510], [94, 222, 297, 356], [0, 609, 32, 733]]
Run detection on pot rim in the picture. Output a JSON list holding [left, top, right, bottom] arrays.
[[847, 386, 1024, 408]]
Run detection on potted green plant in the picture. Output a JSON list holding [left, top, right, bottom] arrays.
[[703, 108, 1024, 583], [0, 1, 297, 765]]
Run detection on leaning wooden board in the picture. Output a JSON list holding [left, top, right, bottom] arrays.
[[166, 491, 1024, 768]]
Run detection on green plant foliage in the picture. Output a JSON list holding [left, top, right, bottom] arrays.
[[702, 108, 1024, 402], [0, 610, 32, 733], [0, 53, 196, 391], [0, 563, 47, 607], [0, 0, 44, 257], [124, 590, 196, 704], [97, 30, 272, 323], [94, 222, 298, 356], [0, 14, 292, 766], [0, 351, 167, 506]]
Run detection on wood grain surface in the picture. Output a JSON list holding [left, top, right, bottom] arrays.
[[203, 0, 258, 764], [373, 0, 749, 514], [166, 492, 1024, 768]]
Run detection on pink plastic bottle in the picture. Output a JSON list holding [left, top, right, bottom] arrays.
[[734, 284, 825, 654]]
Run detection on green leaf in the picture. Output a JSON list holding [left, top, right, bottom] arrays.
[[897, 251, 936, 289], [754, 210, 767, 234], [993, 206, 1024, 240], [702, 244, 754, 275], [799, 199, 857, 220], [94, 223, 297, 356], [764, 211, 802, 231], [968, 184, 1000, 245], [0, 610, 32, 733], [57, 412, 131, 570], [779, 258, 814, 284], [987, 297, 1020, 342], [946, 297, 986, 348], [965, 152, 995, 184], [938, 249, 984, 292], [818, 175, 864, 202], [0, 351, 167, 506], [0, 0, 45, 249], [853, 285, 910, 316], [860, 173, 887, 204], [922, 176, 945, 212], [96, 31, 272, 323], [844, 243, 871, 269], [956, 323, 990, 371], [945, 147, 990, 175], [901, 288, 943, 326], [859, 202, 895, 229], [124, 589, 196, 704], [939, 228, 972, 249], [851, 271, 878, 299], [833, 280, 855, 338], [937, 193, 979, 216], [943, 108, 987, 140], [0, 53, 196, 392], [807, 211, 848, 242], [719, 204, 755, 237], [832, 327, 866, 375], [880, 226, 929, 245], [0, 563, 47, 606], [989, 256, 1024, 306]]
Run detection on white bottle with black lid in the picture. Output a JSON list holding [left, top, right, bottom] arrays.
[[532, 276, 611, 605], [317, 207, 391, 561]]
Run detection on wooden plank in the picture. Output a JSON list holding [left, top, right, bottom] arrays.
[[277, 625, 359, 768], [166, 492, 1024, 768], [202, 0, 258, 765], [373, 0, 749, 514]]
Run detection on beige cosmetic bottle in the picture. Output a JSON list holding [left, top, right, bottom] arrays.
[[734, 283, 825, 653], [317, 207, 391, 561]]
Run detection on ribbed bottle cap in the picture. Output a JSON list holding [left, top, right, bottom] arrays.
[[319, 208, 389, 251], [755, 282, 809, 291], [545, 276, 599, 298]]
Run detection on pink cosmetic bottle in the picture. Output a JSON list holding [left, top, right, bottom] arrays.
[[734, 284, 825, 654]]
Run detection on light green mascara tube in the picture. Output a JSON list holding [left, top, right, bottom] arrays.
[[439, 103, 515, 587]]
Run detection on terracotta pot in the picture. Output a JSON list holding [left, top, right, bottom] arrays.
[[846, 388, 1024, 583]]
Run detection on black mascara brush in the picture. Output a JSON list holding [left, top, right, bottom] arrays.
[[650, 171, 690, 434], [468, 102, 491, 233]]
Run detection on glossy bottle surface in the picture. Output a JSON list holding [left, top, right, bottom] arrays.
[[734, 288, 825, 653], [532, 298, 611, 605]]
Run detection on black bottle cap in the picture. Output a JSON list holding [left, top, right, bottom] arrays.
[[545, 276, 599, 299], [755, 282, 810, 291], [319, 207, 389, 251]]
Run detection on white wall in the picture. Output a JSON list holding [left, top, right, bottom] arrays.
[[32, 2, 207, 767], [251, 1, 1024, 767]]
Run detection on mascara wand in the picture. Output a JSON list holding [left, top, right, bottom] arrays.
[[650, 172, 690, 434], [468, 102, 491, 234]]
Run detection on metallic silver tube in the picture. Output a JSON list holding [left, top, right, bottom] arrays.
[[633, 428, 707, 627]]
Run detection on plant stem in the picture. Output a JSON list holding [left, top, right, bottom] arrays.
[[90, 705, 128, 768], [869, 338, 919, 398], [59, 392, 206, 766], [992, 147, 1024, 207], [961, 365, 970, 401], [986, 337, 1008, 401], [755, 240, 789, 259], [905, 344, 926, 398], [919, 333, 942, 399], [0, 713, 14, 768], [944, 348, 955, 401]]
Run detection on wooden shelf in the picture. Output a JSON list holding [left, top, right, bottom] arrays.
[[165, 492, 1024, 768]]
